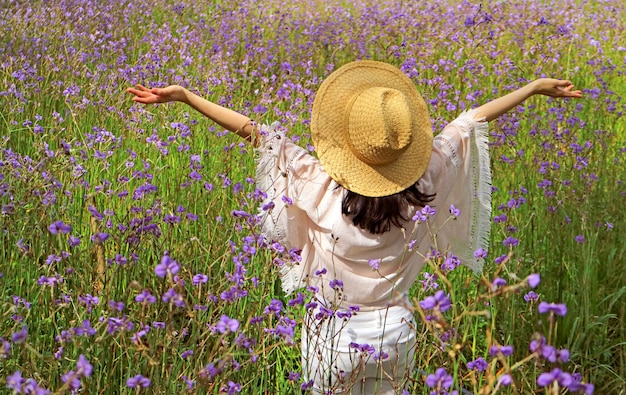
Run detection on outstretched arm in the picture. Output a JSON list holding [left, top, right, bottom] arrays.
[[474, 79, 582, 122], [127, 84, 259, 144]]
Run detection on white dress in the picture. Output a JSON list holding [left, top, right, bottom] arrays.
[[255, 109, 491, 393]]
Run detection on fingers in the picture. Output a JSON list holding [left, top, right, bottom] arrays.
[[553, 80, 582, 98], [127, 86, 147, 96], [126, 84, 159, 104], [126, 84, 155, 95], [126, 88, 143, 99], [559, 83, 582, 97]]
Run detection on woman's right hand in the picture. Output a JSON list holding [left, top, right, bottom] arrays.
[[126, 84, 187, 104], [531, 79, 583, 99]]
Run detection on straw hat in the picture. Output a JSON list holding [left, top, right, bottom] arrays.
[[311, 60, 433, 197]]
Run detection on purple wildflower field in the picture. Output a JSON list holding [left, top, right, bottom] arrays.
[[1, 0, 625, 393]]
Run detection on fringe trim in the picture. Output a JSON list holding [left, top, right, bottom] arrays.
[[465, 110, 492, 273], [254, 123, 281, 241], [254, 122, 304, 295]]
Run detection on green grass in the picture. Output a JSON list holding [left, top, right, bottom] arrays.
[[1, 0, 625, 393]]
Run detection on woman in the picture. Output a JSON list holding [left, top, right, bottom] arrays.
[[128, 60, 581, 394]]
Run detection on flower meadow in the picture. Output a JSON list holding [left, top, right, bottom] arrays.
[[1, 0, 625, 393]]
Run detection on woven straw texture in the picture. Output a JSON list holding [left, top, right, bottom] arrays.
[[311, 60, 433, 197]]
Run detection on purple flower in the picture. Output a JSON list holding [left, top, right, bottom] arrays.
[[574, 234, 585, 243], [181, 375, 195, 390], [164, 213, 181, 224], [88, 205, 103, 220], [61, 370, 81, 390], [45, 254, 61, 265], [531, 336, 571, 364], [568, 376, 594, 394], [49, 221, 72, 235], [349, 342, 375, 354], [106, 316, 134, 335], [489, 344, 514, 357], [419, 290, 451, 313], [467, 357, 488, 372], [16, 239, 29, 252], [422, 205, 436, 217], [188, 170, 202, 181], [527, 273, 541, 288], [449, 204, 460, 217], [216, 315, 240, 334], [22, 377, 50, 395], [301, 380, 314, 390], [558, 348, 570, 363], [76, 354, 92, 377], [90, 232, 109, 244], [494, 254, 508, 264], [192, 273, 208, 285], [425, 367, 453, 389], [135, 290, 156, 304], [529, 336, 547, 353], [538, 301, 568, 316], [68, 235, 81, 247], [498, 374, 512, 386], [314, 305, 334, 320], [537, 368, 572, 387], [491, 277, 506, 291], [127, 374, 151, 388], [541, 346, 558, 362], [494, 214, 508, 223], [329, 279, 343, 290], [274, 322, 295, 343], [155, 254, 180, 278], [373, 350, 389, 361], [288, 293, 305, 307], [420, 272, 439, 291], [413, 205, 437, 222], [161, 288, 185, 307], [264, 299, 283, 316], [524, 291, 539, 302], [223, 380, 241, 394], [502, 236, 519, 247], [131, 325, 150, 344], [108, 300, 125, 312], [12, 325, 28, 343], [442, 255, 460, 271], [6, 371, 23, 391], [368, 259, 380, 270], [473, 248, 488, 259], [78, 294, 99, 312], [0, 337, 10, 359], [75, 320, 96, 337]]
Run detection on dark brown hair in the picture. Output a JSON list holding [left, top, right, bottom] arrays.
[[342, 183, 435, 234]]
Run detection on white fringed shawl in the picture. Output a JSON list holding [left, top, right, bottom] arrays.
[[255, 110, 492, 298]]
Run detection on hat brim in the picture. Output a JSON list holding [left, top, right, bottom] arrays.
[[311, 60, 433, 197]]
